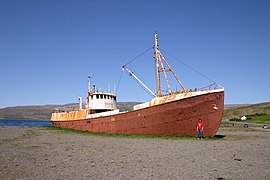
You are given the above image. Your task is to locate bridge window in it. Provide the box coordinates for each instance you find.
[96,94,99,99]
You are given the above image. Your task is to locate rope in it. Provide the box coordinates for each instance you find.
[116,46,154,95]
[123,46,153,67]
[160,48,217,84]
[115,70,123,94]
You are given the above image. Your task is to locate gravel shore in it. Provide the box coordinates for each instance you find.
[1,126,269,179]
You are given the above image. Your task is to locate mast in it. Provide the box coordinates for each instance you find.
[154,32,186,94]
[154,32,161,96]
[122,32,186,98]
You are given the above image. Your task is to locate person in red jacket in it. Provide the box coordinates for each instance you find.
[197,119,204,139]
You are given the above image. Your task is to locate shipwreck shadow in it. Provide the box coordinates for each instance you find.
[213,135,226,138]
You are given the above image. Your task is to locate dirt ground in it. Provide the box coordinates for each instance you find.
[0,126,269,180]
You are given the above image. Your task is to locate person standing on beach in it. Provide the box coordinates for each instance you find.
[197,119,204,139]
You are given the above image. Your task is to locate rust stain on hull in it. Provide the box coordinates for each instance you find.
[51,91,224,137]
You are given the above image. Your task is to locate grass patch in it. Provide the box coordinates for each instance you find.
[45,126,222,140]
[229,113,270,124]
[223,102,270,120]
[221,121,234,125]
[219,127,256,132]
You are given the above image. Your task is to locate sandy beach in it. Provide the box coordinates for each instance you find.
[0,126,269,180]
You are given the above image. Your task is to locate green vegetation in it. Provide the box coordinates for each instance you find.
[223,102,270,121]
[45,126,221,140]
[228,113,270,124]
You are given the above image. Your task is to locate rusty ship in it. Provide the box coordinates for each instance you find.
[51,32,224,137]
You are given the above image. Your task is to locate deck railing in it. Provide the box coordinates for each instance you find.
[52,104,85,113]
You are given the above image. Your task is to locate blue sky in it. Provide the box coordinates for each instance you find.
[0,0,269,108]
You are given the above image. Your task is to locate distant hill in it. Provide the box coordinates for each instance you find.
[0,105,59,120]
[0,102,141,120]
[116,102,142,112]
[224,104,250,109]
[223,102,270,120]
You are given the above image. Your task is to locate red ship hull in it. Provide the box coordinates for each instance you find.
[52,91,224,137]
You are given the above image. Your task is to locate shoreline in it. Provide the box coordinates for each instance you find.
[1,126,270,179]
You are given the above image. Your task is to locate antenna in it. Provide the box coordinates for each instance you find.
[88,76,91,93]
[78,96,82,110]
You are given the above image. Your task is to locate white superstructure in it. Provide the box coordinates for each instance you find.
[87,92,117,112]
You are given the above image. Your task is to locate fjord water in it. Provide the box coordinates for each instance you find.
[0,120,51,126]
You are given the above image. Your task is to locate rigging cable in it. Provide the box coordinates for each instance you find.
[116,46,153,95]
[160,48,222,87]
[123,46,153,67]
[115,70,123,94]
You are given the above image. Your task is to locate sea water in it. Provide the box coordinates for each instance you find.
[0,120,51,126]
